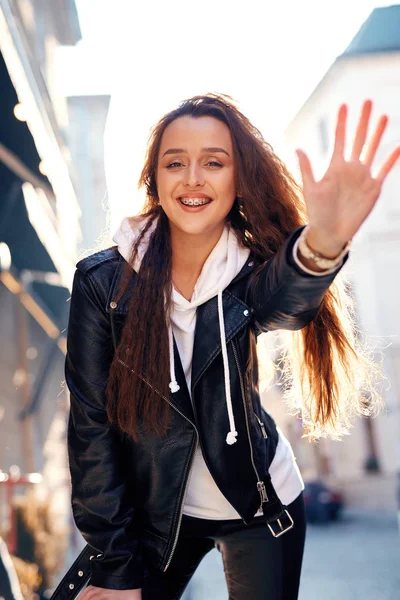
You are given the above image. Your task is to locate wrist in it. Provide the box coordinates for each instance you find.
[296,225,351,272]
[306,226,348,259]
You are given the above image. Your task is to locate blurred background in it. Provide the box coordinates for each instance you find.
[0,1,399,599]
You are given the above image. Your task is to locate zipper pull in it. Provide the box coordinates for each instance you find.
[257,480,269,507]
[255,413,268,438]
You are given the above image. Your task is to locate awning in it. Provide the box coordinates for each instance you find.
[0,1,81,288]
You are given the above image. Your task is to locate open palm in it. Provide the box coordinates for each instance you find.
[296,100,400,249]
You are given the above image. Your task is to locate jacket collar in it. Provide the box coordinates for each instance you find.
[105,252,259,316]
[105,256,135,315]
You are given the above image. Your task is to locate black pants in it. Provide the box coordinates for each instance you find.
[142,492,306,600]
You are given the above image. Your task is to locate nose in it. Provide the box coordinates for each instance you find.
[183,163,204,188]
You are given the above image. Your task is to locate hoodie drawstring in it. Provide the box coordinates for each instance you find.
[168,323,180,393]
[168,291,238,445]
[217,290,238,445]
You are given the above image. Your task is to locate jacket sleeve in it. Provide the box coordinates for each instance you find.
[65,269,144,590]
[248,225,349,332]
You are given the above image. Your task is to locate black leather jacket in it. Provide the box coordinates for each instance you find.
[66,226,347,589]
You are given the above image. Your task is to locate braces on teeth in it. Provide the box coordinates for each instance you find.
[180,198,211,206]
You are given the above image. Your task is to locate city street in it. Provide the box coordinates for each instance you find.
[183,509,400,600]
[2,4,400,599]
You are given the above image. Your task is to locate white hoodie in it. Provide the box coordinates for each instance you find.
[113,216,303,519]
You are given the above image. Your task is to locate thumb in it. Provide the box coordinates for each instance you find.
[296,149,315,190]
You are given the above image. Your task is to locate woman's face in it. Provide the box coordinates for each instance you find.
[156,116,236,238]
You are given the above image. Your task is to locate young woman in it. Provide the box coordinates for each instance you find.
[66,94,399,600]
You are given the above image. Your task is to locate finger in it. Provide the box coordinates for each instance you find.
[296,149,315,188]
[80,586,98,600]
[350,99,372,160]
[375,146,400,183]
[363,114,389,167]
[79,588,93,600]
[331,104,348,160]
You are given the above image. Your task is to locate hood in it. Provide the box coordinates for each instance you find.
[113,215,249,306]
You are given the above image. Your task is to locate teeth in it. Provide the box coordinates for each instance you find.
[180,197,211,206]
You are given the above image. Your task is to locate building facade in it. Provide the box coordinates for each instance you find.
[67,94,111,254]
[0,0,82,560]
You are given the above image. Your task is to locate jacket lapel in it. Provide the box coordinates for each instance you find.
[107,262,195,422]
[169,337,196,422]
[191,289,252,393]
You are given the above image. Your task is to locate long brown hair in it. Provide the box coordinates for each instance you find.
[106,93,382,441]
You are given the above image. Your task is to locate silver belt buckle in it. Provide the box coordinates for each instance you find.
[267,509,294,538]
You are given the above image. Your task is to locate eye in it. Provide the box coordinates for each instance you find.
[166,161,184,169]
[207,161,223,168]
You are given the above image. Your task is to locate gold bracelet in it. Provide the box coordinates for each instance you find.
[298,225,351,270]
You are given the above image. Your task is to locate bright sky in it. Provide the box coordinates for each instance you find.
[56,0,392,227]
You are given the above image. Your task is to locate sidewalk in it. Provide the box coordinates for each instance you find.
[182,508,400,600]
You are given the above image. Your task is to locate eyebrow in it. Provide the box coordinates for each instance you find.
[162,147,230,157]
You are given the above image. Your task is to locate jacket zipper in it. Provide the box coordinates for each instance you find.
[253,411,269,439]
[163,436,197,571]
[231,341,269,509]
[116,358,198,572]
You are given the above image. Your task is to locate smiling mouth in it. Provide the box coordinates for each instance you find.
[179,197,212,206]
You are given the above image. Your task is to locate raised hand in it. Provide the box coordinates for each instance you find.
[296,100,400,256]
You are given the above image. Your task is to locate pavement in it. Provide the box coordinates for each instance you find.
[182,508,400,600]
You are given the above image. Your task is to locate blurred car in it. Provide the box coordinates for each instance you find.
[303,481,344,523]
